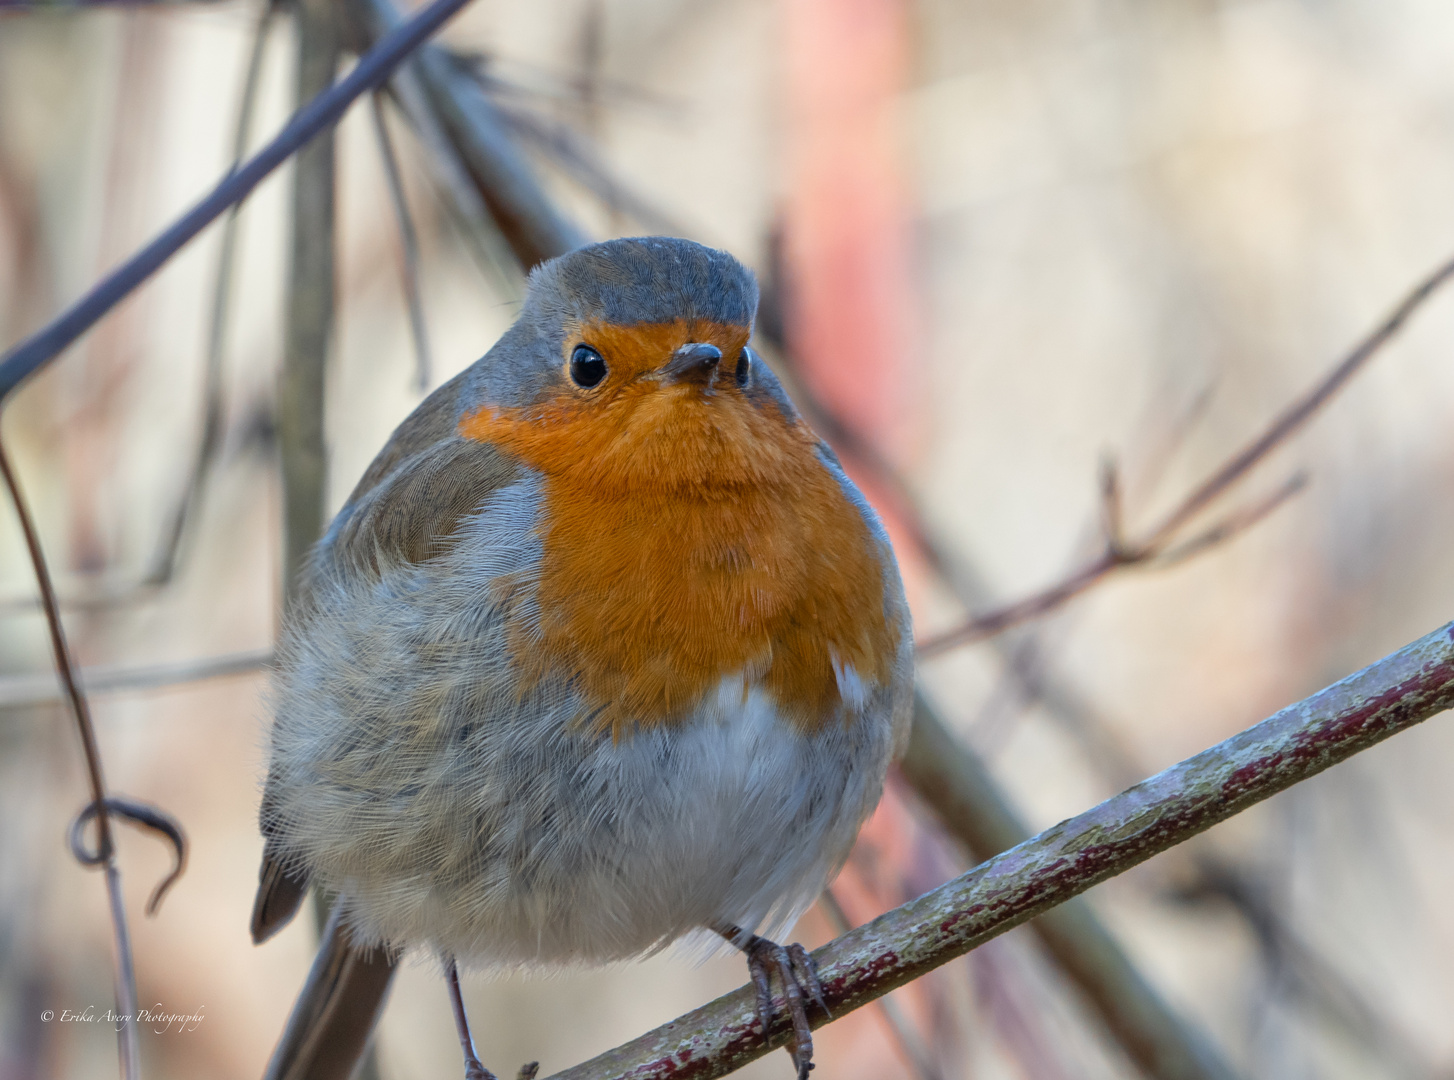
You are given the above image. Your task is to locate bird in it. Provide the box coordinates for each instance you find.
[251,236,914,1080]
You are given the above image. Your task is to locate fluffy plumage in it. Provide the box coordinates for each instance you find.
[255,236,913,1077]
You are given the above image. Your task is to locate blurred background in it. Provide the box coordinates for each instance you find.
[2,1,1454,1079]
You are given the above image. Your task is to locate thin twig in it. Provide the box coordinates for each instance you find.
[1142,253,1454,549]
[1150,471,1309,568]
[346,0,586,269]
[71,796,188,916]
[147,0,276,586]
[370,91,434,391]
[376,64,524,298]
[0,648,270,710]
[544,620,1454,1080]
[0,0,480,401]
[917,252,1454,658]
[0,436,138,1079]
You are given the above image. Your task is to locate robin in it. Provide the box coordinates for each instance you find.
[252,236,913,1080]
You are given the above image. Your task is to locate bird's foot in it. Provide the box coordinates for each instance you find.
[716,924,829,1080]
[463,1058,496,1080]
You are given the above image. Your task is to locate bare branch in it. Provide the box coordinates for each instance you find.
[0,436,139,1079]
[0,648,270,711]
[818,888,943,1080]
[0,0,480,401]
[1141,253,1454,549]
[348,0,585,270]
[901,694,1240,1080]
[370,91,434,392]
[279,0,341,597]
[919,253,1454,658]
[1150,472,1309,569]
[544,621,1454,1080]
[147,0,276,586]
[1099,453,1127,556]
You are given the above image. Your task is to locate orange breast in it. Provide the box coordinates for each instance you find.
[459,321,897,737]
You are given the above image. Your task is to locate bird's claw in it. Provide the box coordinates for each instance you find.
[463,1058,496,1080]
[741,934,826,1080]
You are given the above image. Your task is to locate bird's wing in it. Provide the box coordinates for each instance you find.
[251,369,525,945]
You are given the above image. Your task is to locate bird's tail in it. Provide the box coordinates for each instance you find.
[262,901,397,1080]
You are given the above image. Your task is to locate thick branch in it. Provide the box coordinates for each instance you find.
[279,0,340,597]
[545,621,1454,1080]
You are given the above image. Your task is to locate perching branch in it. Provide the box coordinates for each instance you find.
[900,695,1240,1080]
[541,621,1454,1080]
[917,252,1454,657]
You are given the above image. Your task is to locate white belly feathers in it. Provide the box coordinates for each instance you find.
[266,475,897,966]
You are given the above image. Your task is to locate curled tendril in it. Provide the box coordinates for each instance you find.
[69,796,188,916]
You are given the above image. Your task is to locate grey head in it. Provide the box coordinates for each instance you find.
[463,237,766,411]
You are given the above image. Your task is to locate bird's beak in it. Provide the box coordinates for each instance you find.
[658,342,722,387]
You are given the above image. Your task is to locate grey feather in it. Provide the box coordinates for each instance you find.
[253,236,913,1078]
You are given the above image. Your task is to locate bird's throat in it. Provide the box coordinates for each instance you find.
[461,403,897,737]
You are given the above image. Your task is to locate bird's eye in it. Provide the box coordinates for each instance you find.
[569,344,607,388]
[734,347,753,388]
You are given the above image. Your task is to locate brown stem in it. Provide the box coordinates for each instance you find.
[0,436,138,1078]
[919,252,1454,658]
[279,0,340,600]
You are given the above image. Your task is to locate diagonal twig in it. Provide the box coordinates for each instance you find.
[901,693,1240,1080]
[818,888,943,1080]
[347,0,586,270]
[917,251,1454,658]
[0,0,480,402]
[544,621,1454,1080]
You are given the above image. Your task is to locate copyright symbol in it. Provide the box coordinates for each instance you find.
[40,1011,53,1022]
